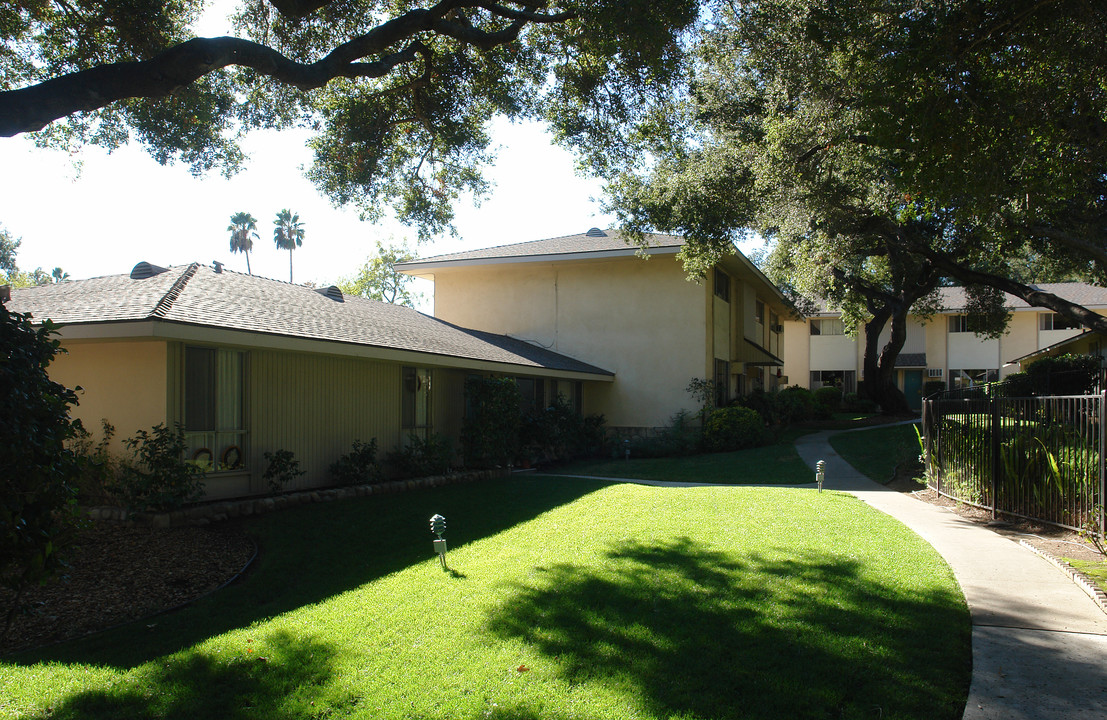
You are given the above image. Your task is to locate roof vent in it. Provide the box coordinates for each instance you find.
[212,260,224,273]
[130,261,169,280]
[315,285,344,302]
[585,227,607,237]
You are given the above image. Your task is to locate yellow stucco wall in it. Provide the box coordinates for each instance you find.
[781,320,810,386]
[432,255,708,427]
[49,339,169,454]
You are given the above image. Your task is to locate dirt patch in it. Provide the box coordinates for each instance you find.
[1,523,254,656]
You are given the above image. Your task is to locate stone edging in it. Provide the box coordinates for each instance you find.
[83,468,510,528]
[1019,539,1107,616]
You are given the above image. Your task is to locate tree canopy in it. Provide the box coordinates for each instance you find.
[338,239,422,307]
[599,0,1107,408]
[1,1,697,237]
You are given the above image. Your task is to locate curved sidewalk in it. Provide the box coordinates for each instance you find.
[794,430,1107,720]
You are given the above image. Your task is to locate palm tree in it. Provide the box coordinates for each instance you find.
[273,209,304,283]
[227,212,258,275]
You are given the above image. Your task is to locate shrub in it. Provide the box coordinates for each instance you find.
[778,385,827,422]
[263,449,305,495]
[843,392,881,413]
[330,439,381,486]
[385,433,454,479]
[998,372,1035,398]
[460,377,521,468]
[624,410,701,458]
[813,385,842,410]
[519,396,608,465]
[922,381,946,399]
[1,305,82,637]
[1025,354,1101,396]
[702,406,769,452]
[69,418,117,505]
[113,423,206,512]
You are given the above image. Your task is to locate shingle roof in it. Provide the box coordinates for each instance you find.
[7,264,613,377]
[396,228,684,267]
[806,282,1107,316]
[939,283,1107,311]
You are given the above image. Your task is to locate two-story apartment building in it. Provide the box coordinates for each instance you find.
[397,228,791,431]
[782,283,1107,410]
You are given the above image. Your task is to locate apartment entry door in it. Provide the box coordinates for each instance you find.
[903,370,923,411]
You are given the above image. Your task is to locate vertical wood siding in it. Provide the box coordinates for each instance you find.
[248,349,402,494]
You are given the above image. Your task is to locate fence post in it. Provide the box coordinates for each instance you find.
[990,396,1000,520]
[1100,392,1106,540]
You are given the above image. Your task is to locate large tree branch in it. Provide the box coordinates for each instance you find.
[908,238,1107,336]
[0,1,577,137]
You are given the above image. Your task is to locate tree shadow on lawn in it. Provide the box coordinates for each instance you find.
[11,475,606,669]
[486,537,971,720]
[22,629,337,720]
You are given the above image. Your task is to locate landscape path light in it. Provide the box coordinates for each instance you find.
[430,513,448,570]
[816,460,826,492]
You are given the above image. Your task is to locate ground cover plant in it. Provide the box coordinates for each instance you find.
[1,477,970,719]
[829,423,923,485]
[545,428,815,484]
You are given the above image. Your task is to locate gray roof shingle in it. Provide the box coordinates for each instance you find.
[396,228,684,267]
[806,282,1107,316]
[7,264,613,376]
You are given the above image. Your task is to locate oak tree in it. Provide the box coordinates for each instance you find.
[1,1,697,236]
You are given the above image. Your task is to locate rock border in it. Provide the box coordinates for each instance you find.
[81,468,510,528]
[1019,539,1107,616]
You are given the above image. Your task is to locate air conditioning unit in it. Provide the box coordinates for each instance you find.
[928,368,944,378]
[772,324,784,333]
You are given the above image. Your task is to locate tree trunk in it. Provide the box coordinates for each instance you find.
[859,305,913,415]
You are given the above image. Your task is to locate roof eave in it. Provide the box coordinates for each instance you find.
[395,245,682,275]
[51,319,616,381]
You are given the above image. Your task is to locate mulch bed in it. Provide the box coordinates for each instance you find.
[1,524,255,656]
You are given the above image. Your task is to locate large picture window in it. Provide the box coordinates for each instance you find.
[949,368,998,390]
[184,346,246,472]
[1040,313,1078,331]
[810,370,856,393]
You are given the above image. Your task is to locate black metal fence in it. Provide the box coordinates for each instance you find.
[921,391,1105,536]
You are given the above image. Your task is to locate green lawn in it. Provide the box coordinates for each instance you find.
[543,430,815,484]
[1,477,969,720]
[829,422,923,484]
[1064,557,1107,596]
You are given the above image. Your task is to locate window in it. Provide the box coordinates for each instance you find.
[714,358,730,407]
[755,300,765,325]
[809,370,856,393]
[948,315,970,333]
[184,346,246,472]
[810,318,845,336]
[1040,313,1078,331]
[517,377,546,414]
[714,268,731,302]
[949,368,998,390]
[402,366,432,436]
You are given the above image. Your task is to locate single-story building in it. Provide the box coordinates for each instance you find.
[4,261,613,499]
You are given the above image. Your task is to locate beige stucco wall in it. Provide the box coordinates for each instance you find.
[432,255,708,427]
[49,339,169,455]
[1001,312,1040,377]
[781,320,810,386]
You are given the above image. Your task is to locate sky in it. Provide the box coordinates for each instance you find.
[0,2,617,294]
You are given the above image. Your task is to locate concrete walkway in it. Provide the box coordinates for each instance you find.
[794,430,1107,719]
